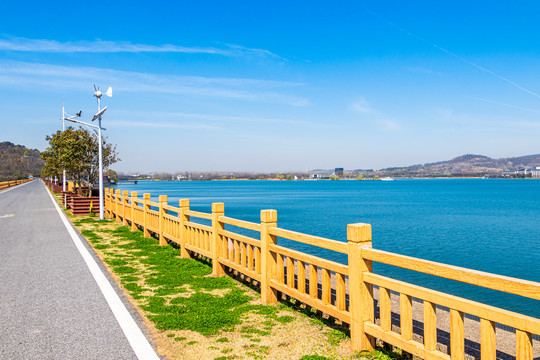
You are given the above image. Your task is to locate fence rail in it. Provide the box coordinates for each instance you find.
[0,178,34,190]
[104,188,539,359]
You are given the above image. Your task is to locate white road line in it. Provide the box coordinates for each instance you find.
[0,180,32,195]
[44,181,160,360]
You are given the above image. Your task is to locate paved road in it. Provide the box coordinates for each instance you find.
[0,180,156,360]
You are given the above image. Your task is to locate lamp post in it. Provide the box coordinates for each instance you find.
[92,86,112,220]
[62,103,65,192]
[94,89,105,220]
[63,105,108,220]
[62,86,111,220]
[60,108,82,191]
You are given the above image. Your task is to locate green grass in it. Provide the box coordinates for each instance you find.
[327,329,349,347]
[359,348,408,360]
[276,315,294,324]
[240,326,270,337]
[74,218,100,225]
[78,219,281,336]
[119,273,143,285]
[70,211,409,360]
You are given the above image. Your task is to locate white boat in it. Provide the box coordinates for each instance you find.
[380,177,394,181]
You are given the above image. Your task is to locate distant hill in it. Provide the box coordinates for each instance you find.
[0,141,44,181]
[380,153,540,177]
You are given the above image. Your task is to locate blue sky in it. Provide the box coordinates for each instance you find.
[1,1,539,172]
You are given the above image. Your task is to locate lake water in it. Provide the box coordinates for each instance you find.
[111,179,540,318]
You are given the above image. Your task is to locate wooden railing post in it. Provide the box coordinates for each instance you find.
[115,189,121,222]
[516,329,533,360]
[105,188,111,217]
[450,309,465,360]
[130,192,138,231]
[179,199,191,258]
[261,209,278,304]
[143,193,151,238]
[158,195,168,246]
[122,190,128,225]
[108,189,113,217]
[211,203,225,276]
[103,188,107,216]
[347,223,375,351]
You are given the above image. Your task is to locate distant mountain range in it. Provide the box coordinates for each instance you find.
[376,154,540,177]
[0,141,44,181]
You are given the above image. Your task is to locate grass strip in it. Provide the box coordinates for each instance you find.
[61,201,407,360]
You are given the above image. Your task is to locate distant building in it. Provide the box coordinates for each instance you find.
[334,168,344,176]
[502,166,540,177]
[310,171,331,180]
[502,170,515,177]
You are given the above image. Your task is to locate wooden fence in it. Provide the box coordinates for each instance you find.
[104,188,539,360]
[0,178,34,190]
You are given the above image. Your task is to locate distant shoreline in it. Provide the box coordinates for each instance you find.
[114,176,539,183]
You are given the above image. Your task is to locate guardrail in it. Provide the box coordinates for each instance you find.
[104,188,539,359]
[0,178,34,190]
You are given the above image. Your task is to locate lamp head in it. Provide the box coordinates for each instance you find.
[91,106,108,121]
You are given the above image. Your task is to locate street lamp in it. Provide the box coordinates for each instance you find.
[60,105,82,192]
[92,85,112,220]
[62,85,112,220]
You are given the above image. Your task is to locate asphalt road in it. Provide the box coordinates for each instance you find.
[0,180,155,359]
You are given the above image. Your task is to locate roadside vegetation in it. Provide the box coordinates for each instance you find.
[41,127,119,195]
[56,194,405,360]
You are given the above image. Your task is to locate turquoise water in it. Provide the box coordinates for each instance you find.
[111,179,540,318]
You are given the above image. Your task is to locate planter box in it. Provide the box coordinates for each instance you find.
[68,195,100,216]
[62,191,75,209]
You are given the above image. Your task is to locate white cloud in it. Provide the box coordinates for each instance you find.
[350,97,401,131]
[107,120,219,130]
[350,97,377,114]
[0,36,284,59]
[114,110,308,125]
[403,66,435,75]
[0,61,308,106]
[223,43,286,61]
[429,107,540,132]
[380,119,401,131]
[467,97,540,115]
[0,37,222,54]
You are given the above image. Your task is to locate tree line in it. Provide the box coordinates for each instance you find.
[0,142,44,181]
